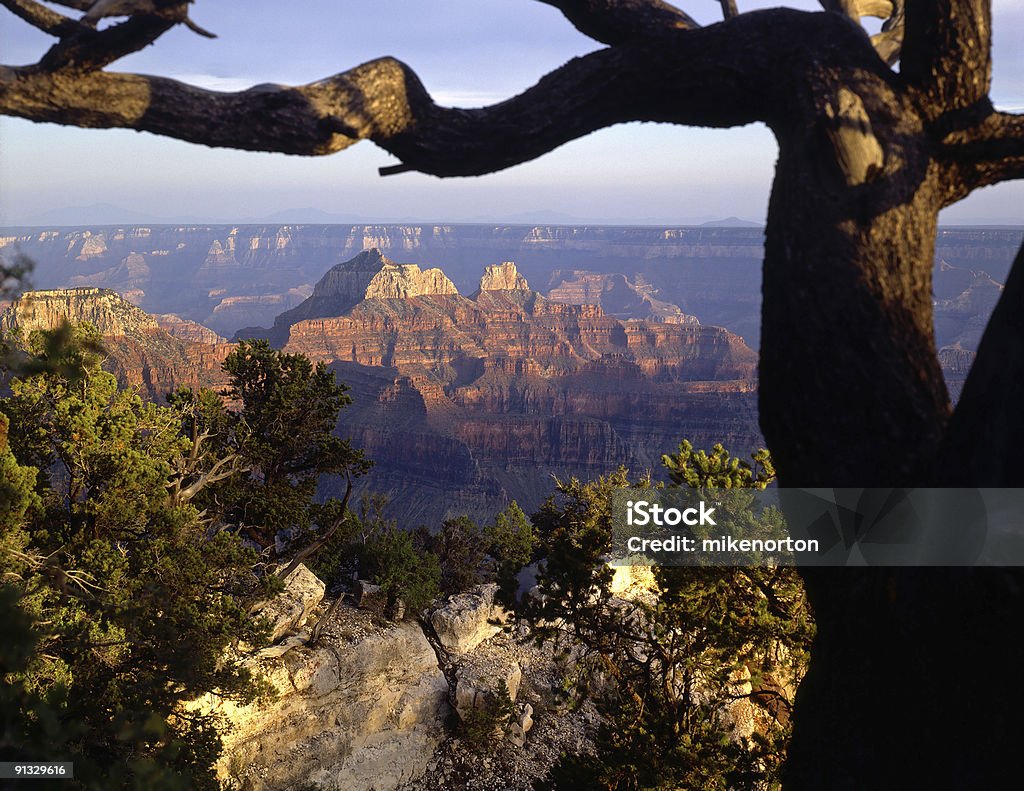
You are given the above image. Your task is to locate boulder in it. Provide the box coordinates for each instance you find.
[251,563,325,642]
[430,583,507,654]
[454,654,522,723]
[507,703,535,748]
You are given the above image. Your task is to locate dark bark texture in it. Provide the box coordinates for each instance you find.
[3,0,1024,787]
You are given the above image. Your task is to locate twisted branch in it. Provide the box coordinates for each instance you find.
[2,10,814,174]
[0,0,80,35]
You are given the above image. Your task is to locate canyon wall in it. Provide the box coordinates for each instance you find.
[0,287,232,400]
[4,223,1016,347]
[281,257,760,523]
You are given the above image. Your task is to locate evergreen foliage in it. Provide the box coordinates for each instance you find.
[169,339,370,565]
[526,447,813,791]
[0,325,269,789]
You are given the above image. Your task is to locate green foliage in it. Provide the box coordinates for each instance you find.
[526,447,812,791]
[363,525,441,614]
[526,468,638,636]
[174,339,370,557]
[487,500,535,607]
[429,515,489,594]
[0,331,268,789]
[460,679,518,753]
[487,501,535,569]
[662,440,775,491]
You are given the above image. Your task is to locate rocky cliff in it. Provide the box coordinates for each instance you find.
[3,224,1016,350]
[477,261,530,292]
[0,288,232,400]
[277,260,760,523]
[242,248,459,346]
[546,270,700,324]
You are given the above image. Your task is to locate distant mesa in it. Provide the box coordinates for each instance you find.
[700,216,763,228]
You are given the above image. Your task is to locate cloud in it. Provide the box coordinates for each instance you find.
[430,89,509,107]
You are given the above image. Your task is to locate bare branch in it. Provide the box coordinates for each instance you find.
[3,10,832,175]
[47,0,91,9]
[938,110,1024,204]
[901,0,991,117]
[717,0,738,19]
[276,473,353,581]
[0,0,80,35]
[534,0,698,45]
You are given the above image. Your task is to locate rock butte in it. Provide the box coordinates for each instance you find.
[269,252,761,522]
[0,287,233,400]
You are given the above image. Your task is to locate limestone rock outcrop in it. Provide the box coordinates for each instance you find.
[197,616,449,791]
[187,565,450,791]
[250,563,325,642]
[430,583,507,655]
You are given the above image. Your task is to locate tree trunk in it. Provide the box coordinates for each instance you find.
[760,79,1024,787]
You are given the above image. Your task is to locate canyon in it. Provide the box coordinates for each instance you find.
[2,223,1014,517]
[266,252,760,523]
[2,223,1015,347]
[0,249,761,524]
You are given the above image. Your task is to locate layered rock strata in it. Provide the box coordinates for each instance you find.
[277,257,760,522]
[0,288,232,400]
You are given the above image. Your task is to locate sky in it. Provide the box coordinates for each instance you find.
[2,0,1024,226]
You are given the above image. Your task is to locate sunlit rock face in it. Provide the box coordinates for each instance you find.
[277,260,760,524]
[188,568,449,791]
[477,261,530,292]
[248,248,459,345]
[0,287,233,401]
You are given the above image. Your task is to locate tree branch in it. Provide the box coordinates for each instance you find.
[38,8,182,71]
[534,0,698,44]
[47,0,91,10]
[3,10,844,175]
[717,0,738,19]
[901,0,991,117]
[938,110,1024,203]
[0,0,80,36]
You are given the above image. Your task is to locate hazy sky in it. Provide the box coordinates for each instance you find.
[2,1,1024,225]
